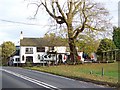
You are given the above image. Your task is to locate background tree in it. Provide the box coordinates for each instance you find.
[1,41,16,65]
[43,33,67,46]
[27,0,111,64]
[97,38,116,55]
[76,33,100,55]
[113,27,120,49]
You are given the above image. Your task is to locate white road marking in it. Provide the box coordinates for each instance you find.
[25,69,106,88]
[2,69,61,90]
[25,68,76,82]
[1,67,107,88]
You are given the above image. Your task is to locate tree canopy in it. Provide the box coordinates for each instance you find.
[97,38,116,54]
[1,41,16,65]
[76,33,100,54]
[113,27,120,49]
[27,0,111,64]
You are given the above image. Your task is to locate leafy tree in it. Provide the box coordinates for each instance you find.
[76,34,100,55]
[44,33,62,41]
[113,27,120,49]
[97,38,116,54]
[1,41,16,65]
[43,33,67,45]
[27,0,110,64]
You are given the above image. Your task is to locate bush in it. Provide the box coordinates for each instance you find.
[26,62,33,67]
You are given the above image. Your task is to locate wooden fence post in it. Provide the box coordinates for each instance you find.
[102,67,104,76]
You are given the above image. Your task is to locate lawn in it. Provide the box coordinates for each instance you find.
[25,62,119,87]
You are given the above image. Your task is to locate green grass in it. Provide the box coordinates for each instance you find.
[25,62,119,86]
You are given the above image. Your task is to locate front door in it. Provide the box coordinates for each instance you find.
[26,56,33,63]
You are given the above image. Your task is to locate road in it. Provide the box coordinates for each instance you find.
[1,67,114,90]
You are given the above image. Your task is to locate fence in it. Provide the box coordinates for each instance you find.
[97,49,120,62]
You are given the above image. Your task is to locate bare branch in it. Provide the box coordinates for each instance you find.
[73,1,87,39]
[52,1,56,15]
[27,2,42,18]
[69,1,73,14]
[41,2,57,19]
[56,2,67,23]
[73,18,87,39]
[34,4,42,17]
[72,1,82,16]
[86,3,96,10]
[85,24,98,31]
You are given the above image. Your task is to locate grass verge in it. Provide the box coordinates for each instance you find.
[25,62,119,87]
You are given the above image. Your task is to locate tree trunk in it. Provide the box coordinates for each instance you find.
[68,38,78,64]
[67,24,78,64]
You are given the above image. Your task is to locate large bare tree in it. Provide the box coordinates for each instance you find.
[27,0,111,64]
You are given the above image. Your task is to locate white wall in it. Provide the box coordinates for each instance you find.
[13,56,20,63]
[45,46,66,53]
[20,46,36,63]
[54,46,66,53]
[20,46,67,64]
[35,52,45,63]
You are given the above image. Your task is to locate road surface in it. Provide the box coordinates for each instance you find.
[1,67,114,90]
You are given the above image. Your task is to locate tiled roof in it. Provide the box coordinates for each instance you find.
[20,38,68,47]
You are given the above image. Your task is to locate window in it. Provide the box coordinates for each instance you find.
[38,54,40,60]
[22,55,24,61]
[15,58,20,62]
[25,48,33,54]
[12,59,14,61]
[26,56,33,62]
[49,46,54,51]
[37,47,45,52]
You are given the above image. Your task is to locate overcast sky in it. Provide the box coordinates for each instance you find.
[0,0,119,45]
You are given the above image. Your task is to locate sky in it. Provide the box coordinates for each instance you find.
[0,0,119,45]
